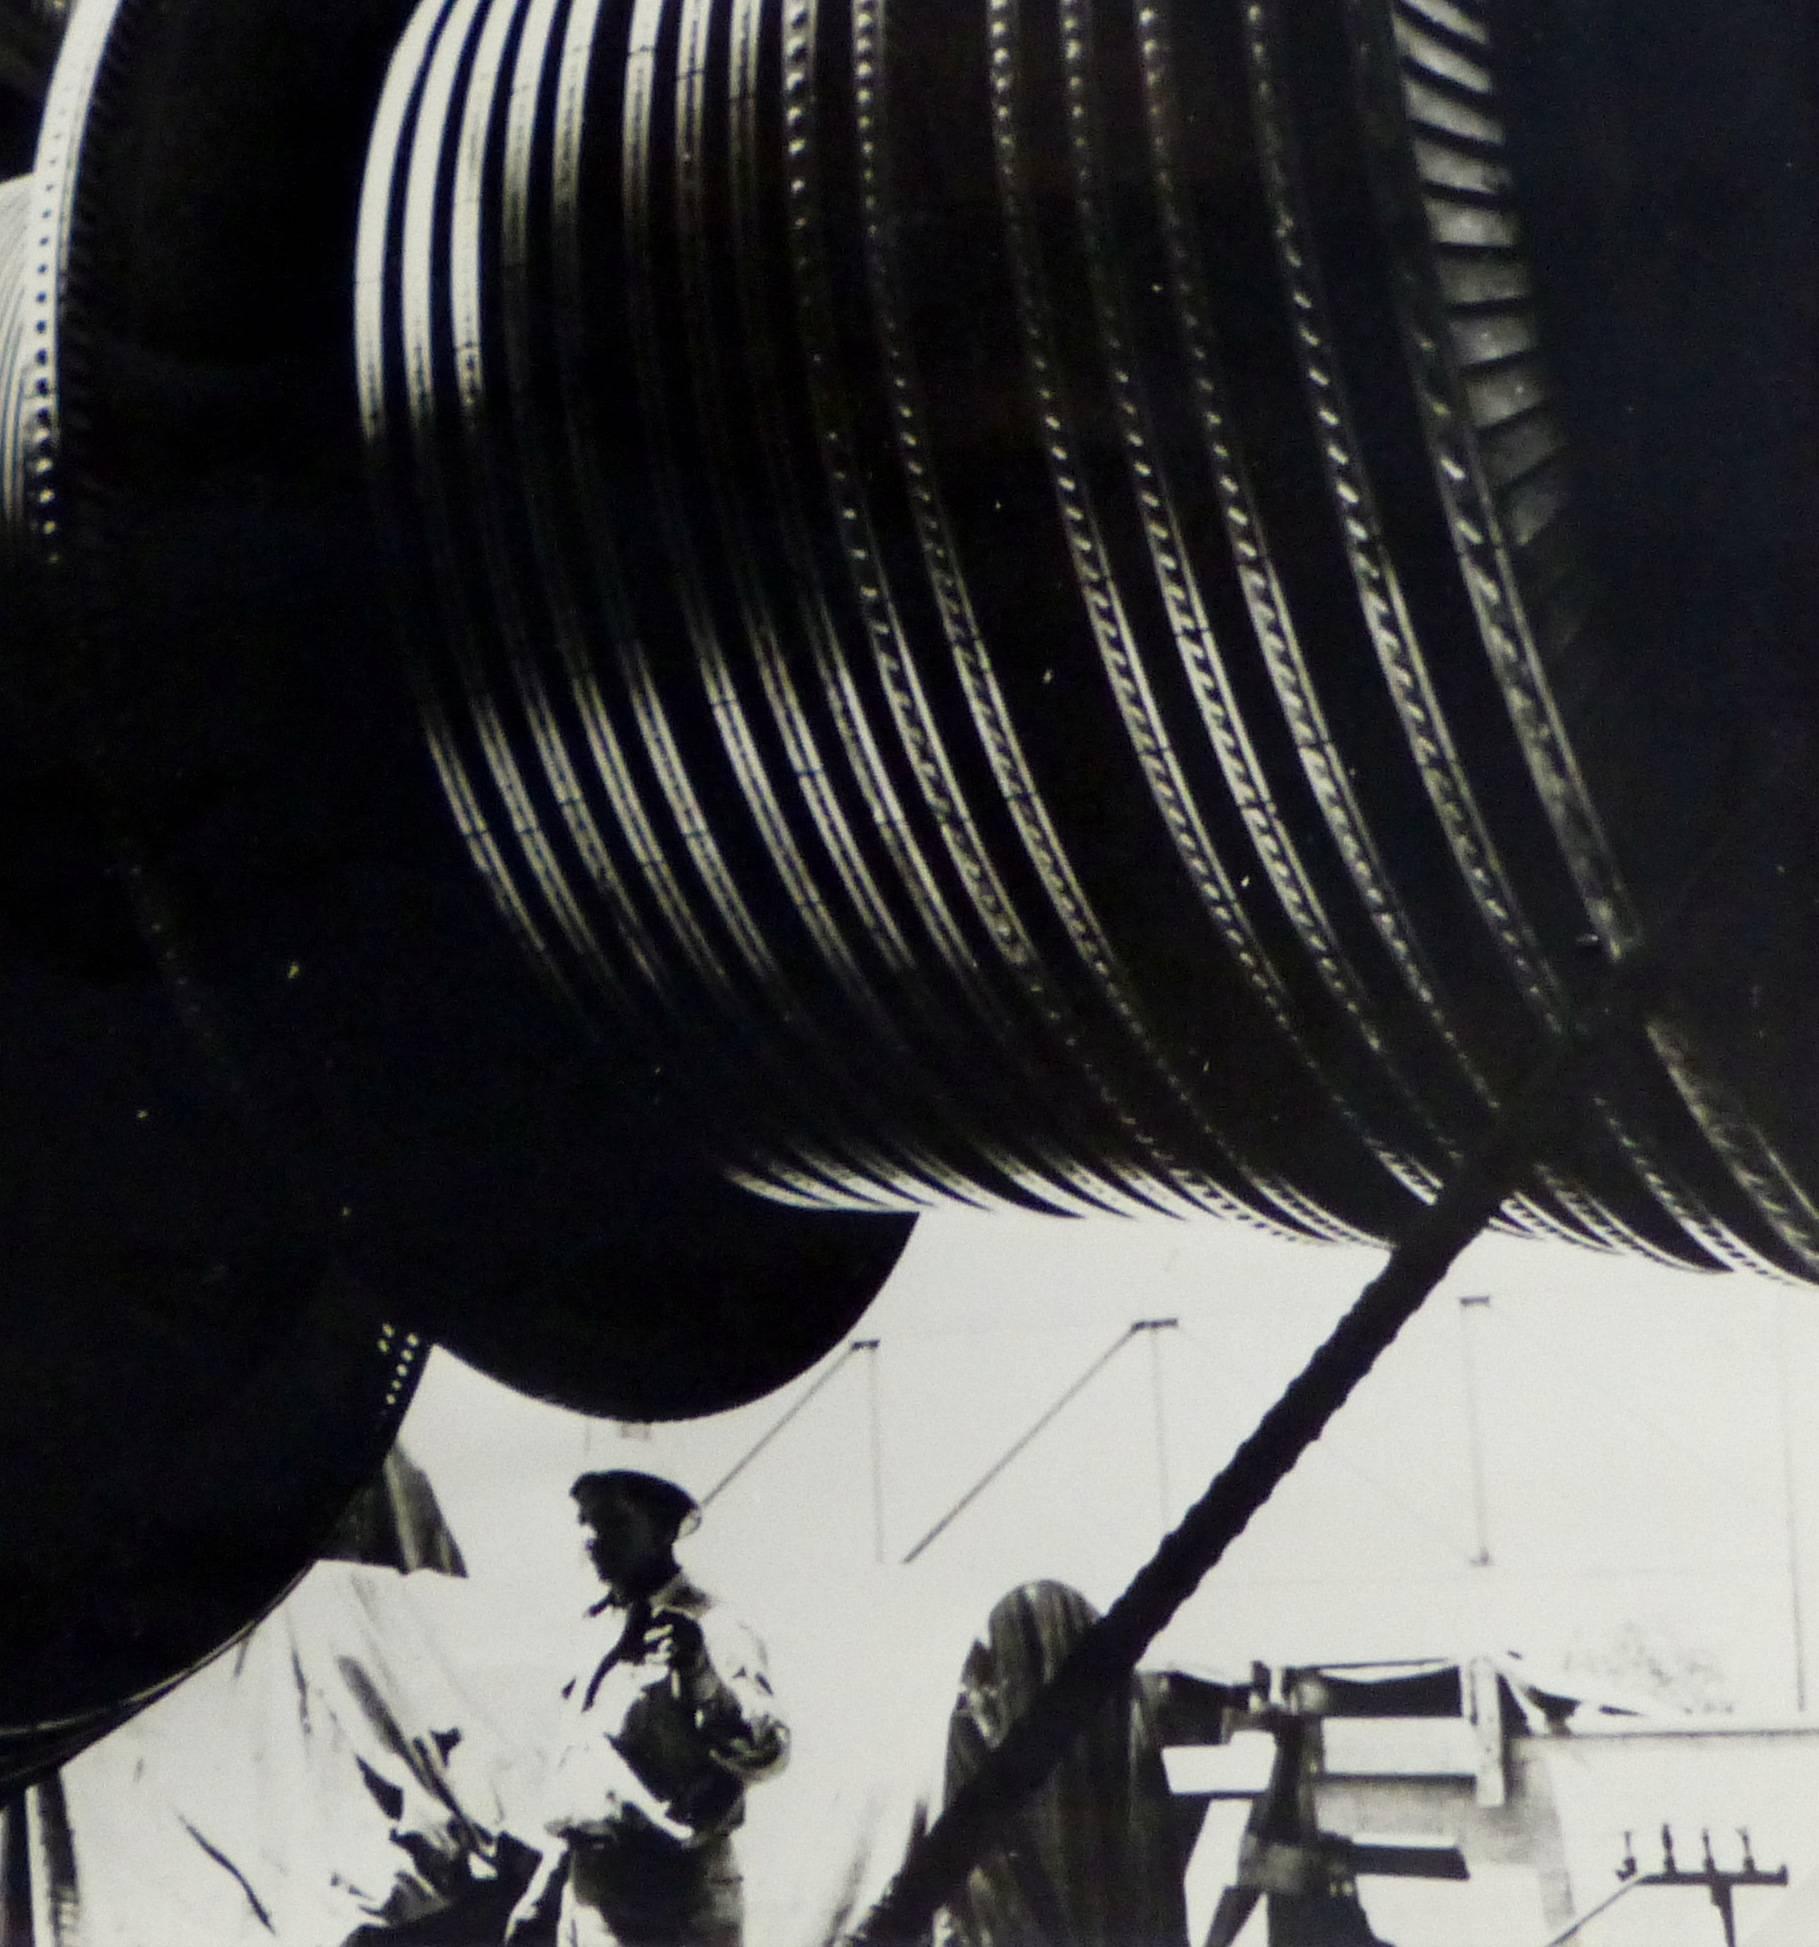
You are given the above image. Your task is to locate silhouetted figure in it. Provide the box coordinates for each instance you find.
[935,1580,1188,1947]
[506,1472,788,1947]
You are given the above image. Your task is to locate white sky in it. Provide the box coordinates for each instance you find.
[401,1208,1819,1716]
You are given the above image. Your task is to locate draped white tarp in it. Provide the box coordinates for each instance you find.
[54,1565,533,1946]
[32,1561,982,1947]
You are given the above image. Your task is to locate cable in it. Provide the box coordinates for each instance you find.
[899,1325,1146,1564]
[699,1340,868,1508]
[1174,1322,1476,1561]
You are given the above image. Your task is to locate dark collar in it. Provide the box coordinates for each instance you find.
[585,1566,688,1620]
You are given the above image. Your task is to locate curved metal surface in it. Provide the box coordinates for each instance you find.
[347,0,1819,1272]
[0,0,920,1773]
[10,0,1819,1768]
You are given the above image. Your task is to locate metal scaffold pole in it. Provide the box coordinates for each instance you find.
[1141,1319,1177,1532]
[1459,1294,1494,1571]
[861,1339,886,1567]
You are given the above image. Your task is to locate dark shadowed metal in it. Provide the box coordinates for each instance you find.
[6,0,1819,1798]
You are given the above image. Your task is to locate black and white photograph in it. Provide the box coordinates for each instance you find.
[6,0,1819,1941]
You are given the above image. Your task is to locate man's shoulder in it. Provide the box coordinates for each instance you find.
[655,1572,715,1620]
[658,1575,771,1654]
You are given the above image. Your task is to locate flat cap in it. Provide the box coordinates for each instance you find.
[570,1468,702,1539]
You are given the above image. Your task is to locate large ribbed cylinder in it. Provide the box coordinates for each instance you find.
[6,0,1819,1782]
[358,0,1819,1273]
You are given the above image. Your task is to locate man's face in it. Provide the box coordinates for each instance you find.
[580,1497,667,1589]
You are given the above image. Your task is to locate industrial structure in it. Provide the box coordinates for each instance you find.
[5,0,1819,1936]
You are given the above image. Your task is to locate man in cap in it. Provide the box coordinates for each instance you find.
[505,1470,789,1947]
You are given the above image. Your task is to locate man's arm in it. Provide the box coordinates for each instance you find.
[543,1654,699,1846]
[661,1611,790,1781]
[543,1732,698,1845]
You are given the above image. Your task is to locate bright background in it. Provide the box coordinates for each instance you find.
[399,1208,1819,1717]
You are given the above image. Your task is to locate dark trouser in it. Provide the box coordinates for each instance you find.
[560,1831,743,1947]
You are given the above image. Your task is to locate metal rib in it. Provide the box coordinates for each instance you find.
[661,0,1083,1212]
[841,0,1365,1235]
[1048,0,1570,1229]
[727,0,1163,1216]
[773,0,1265,1220]
[1238,0,1768,1274]
[1116,0,1606,1250]
[1347,0,1819,1274]
[791,0,1331,1228]
[612,0,973,1205]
